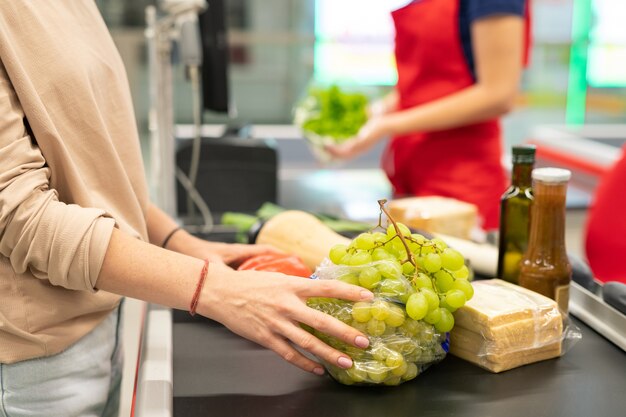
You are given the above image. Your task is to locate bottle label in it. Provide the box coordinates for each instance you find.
[555,284,570,316]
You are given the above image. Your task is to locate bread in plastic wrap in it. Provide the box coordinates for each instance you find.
[387,197,478,239]
[449,279,564,373]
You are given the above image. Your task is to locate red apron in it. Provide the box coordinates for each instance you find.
[385,0,529,230]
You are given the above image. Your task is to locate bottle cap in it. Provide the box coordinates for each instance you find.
[532,167,571,183]
[512,145,536,164]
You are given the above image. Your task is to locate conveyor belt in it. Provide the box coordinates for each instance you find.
[170,311,625,417]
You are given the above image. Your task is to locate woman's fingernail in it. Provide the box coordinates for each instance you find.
[337,356,353,369]
[360,290,374,300]
[313,367,325,376]
[355,335,369,348]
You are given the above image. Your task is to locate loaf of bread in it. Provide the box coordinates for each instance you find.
[449,279,563,373]
[387,196,478,239]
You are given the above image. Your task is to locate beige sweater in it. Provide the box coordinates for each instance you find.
[0,1,149,363]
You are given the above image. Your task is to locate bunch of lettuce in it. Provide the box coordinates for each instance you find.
[296,85,368,143]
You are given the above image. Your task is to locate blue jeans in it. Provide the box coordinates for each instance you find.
[0,303,123,417]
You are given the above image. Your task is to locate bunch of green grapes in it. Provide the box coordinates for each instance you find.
[307,297,447,386]
[306,218,473,386]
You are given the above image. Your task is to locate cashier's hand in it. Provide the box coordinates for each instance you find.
[198,262,373,375]
[325,117,389,160]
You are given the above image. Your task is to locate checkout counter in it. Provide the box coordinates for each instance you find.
[132,125,626,417]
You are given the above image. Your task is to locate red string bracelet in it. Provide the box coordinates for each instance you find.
[189,258,210,316]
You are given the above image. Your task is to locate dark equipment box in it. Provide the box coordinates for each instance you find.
[175,136,278,218]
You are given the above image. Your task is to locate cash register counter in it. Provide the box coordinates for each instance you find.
[131,125,626,416]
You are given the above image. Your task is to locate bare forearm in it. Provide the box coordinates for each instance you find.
[96,228,204,311]
[382,84,515,136]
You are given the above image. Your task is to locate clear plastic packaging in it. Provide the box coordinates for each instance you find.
[306,260,449,386]
[449,279,582,373]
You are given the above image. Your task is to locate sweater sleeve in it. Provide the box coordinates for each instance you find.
[0,61,115,291]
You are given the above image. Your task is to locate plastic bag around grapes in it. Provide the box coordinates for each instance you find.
[305,259,449,386]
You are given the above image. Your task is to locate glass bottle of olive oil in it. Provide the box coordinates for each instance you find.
[497,145,536,283]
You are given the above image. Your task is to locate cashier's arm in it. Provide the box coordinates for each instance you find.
[96,227,373,375]
[327,15,524,157]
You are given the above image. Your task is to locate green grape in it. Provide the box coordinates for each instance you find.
[424,253,442,273]
[396,249,408,261]
[420,287,440,311]
[359,267,382,289]
[385,304,406,327]
[346,366,367,382]
[385,350,405,368]
[423,308,442,325]
[386,222,411,238]
[398,290,413,304]
[431,237,448,250]
[435,270,454,292]
[435,308,455,333]
[414,256,425,270]
[402,262,415,275]
[413,272,433,289]
[372,247,393,261]
[329,244,349,264]
[371,344,390,361]
[400,318,420,336]
[439,297,457,313]
[367,318,386,336]
[354,233,376,250]
[402,362,419,380]
[383,376,402,386]
[406,292,428,320]
[440,248,465,271]
[367,365,389,383]
[446,289,467,309]
[372,232,388,244]
[452,265,470,280]
[411,233,426,246]
[351,302,372,322]
[335,371,355,385]
[377,260,403,279]
[351,320,368,333]
[345,346,367,360]
[349,251,372,266]
[379,278,407,298]
[382,324,396,336]
[420,244,435,255]
[339,253,352,265]
[370,300,391,321]
[452,278,474,300]
[388,237,405,253]
[337,273,359,286]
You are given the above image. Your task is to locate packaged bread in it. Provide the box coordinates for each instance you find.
[387,196,478,239]
[449,279,563,373]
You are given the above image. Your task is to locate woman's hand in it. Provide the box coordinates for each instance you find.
[198,263,374,375]
[325,117,389,160]
[184,238,283,268]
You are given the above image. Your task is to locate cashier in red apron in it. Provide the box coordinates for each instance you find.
[326,0,531,231]
[585,144,626,285]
